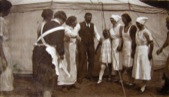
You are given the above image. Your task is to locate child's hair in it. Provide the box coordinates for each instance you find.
[103,29,110,39]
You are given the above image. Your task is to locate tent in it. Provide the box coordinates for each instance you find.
[5,0,168,74]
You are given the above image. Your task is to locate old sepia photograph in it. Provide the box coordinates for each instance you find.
[0,0,169,97]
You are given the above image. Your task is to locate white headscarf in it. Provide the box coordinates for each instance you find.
[136,17,148,25]
[110,15,121,22]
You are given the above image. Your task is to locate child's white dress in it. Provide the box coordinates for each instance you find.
[100,38,112,64]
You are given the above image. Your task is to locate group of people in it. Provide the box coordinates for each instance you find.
[31,7,161,97]
[1,0,169,97]
[96,13,153,93]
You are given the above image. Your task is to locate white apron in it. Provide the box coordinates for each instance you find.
[110,24,122,70]
[122,25,132,67]
[132,28,153,80]
[57,25,77,85]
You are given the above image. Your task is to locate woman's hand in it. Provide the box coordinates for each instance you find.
[117,46,122,52]
[76,36,81,41]
[156,48,163,55]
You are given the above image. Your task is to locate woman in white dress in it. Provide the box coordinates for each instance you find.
[109,15,123,81]
[132,17,154,92]
[121,13,137,85]
[0,0,13,92]
[57,16,78,88]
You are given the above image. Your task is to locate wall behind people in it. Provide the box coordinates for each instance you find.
[6,6,168,74]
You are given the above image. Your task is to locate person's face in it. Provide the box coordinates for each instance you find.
[72,19,77,28]
[110,18,117,26]
[85,15,92,23]
[122,16,128,25]
[136,22,143,30]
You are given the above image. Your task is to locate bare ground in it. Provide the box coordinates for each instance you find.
[0,68,168,97]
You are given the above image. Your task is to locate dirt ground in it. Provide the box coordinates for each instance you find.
[0,68,168,97]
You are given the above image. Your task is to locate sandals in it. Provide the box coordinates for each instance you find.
[97,80,102,84]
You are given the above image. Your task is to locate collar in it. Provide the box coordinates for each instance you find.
[52,18,61,24]
[85,22,90,27]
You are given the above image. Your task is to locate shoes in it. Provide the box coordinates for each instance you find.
[97,80,102,84]
[140,85,146,93]
[107,77,112,82]
[126,82,135,87]
[73,83,81,89]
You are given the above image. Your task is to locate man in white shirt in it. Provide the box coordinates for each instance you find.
[74,12,100,83]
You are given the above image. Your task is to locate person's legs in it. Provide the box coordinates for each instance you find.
[86,44,95,79]
[159,73,169,93]
[97,64,106,84]
[77,43,87,83]
[126,67,135,85]
[140,80,148,92]
[108,63,112,81]
[161,56,169,93]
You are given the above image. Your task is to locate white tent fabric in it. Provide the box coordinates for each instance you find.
[9,0,152,6]
[9,0,166,13]
[5,0,168,74]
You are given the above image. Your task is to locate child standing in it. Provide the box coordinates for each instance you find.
[97,29,112,84]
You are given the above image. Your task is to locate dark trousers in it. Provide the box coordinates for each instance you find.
[77,42,95,83]
[160,73,169,93]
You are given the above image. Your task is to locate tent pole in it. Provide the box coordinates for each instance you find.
[100,2,127,97]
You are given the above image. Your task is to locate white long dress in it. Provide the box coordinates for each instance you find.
[132,28,153,80]
[57,25,77,85]
[0,17,13,91]
[122,26,132,68]
[110,24,122,71]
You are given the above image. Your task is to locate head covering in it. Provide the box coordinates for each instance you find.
[136,17,148,25]
[0,0,12,13]
[54,11,67,22]
[110,15,121,22]
[41,9,53,19]
[121,13,132,23]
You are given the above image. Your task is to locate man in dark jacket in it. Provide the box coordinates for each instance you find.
[75,12,100,83]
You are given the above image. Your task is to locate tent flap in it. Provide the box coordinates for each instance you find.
[12,2,167,14]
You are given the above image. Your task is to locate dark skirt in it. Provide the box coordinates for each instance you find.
[32,46,57,89]
[164,56,169,79]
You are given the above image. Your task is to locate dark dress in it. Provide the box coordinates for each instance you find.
[32,20,65,89]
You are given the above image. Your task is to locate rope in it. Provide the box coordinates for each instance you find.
[112,47,127,97]
[50,0,53,8]
[100,2,107,30]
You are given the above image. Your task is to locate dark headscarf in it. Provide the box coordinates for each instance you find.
[41,9,53,20]
[66,16,77,26]
[0,0,12,13]
[121,13,132,23]
[54,11,67,22]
